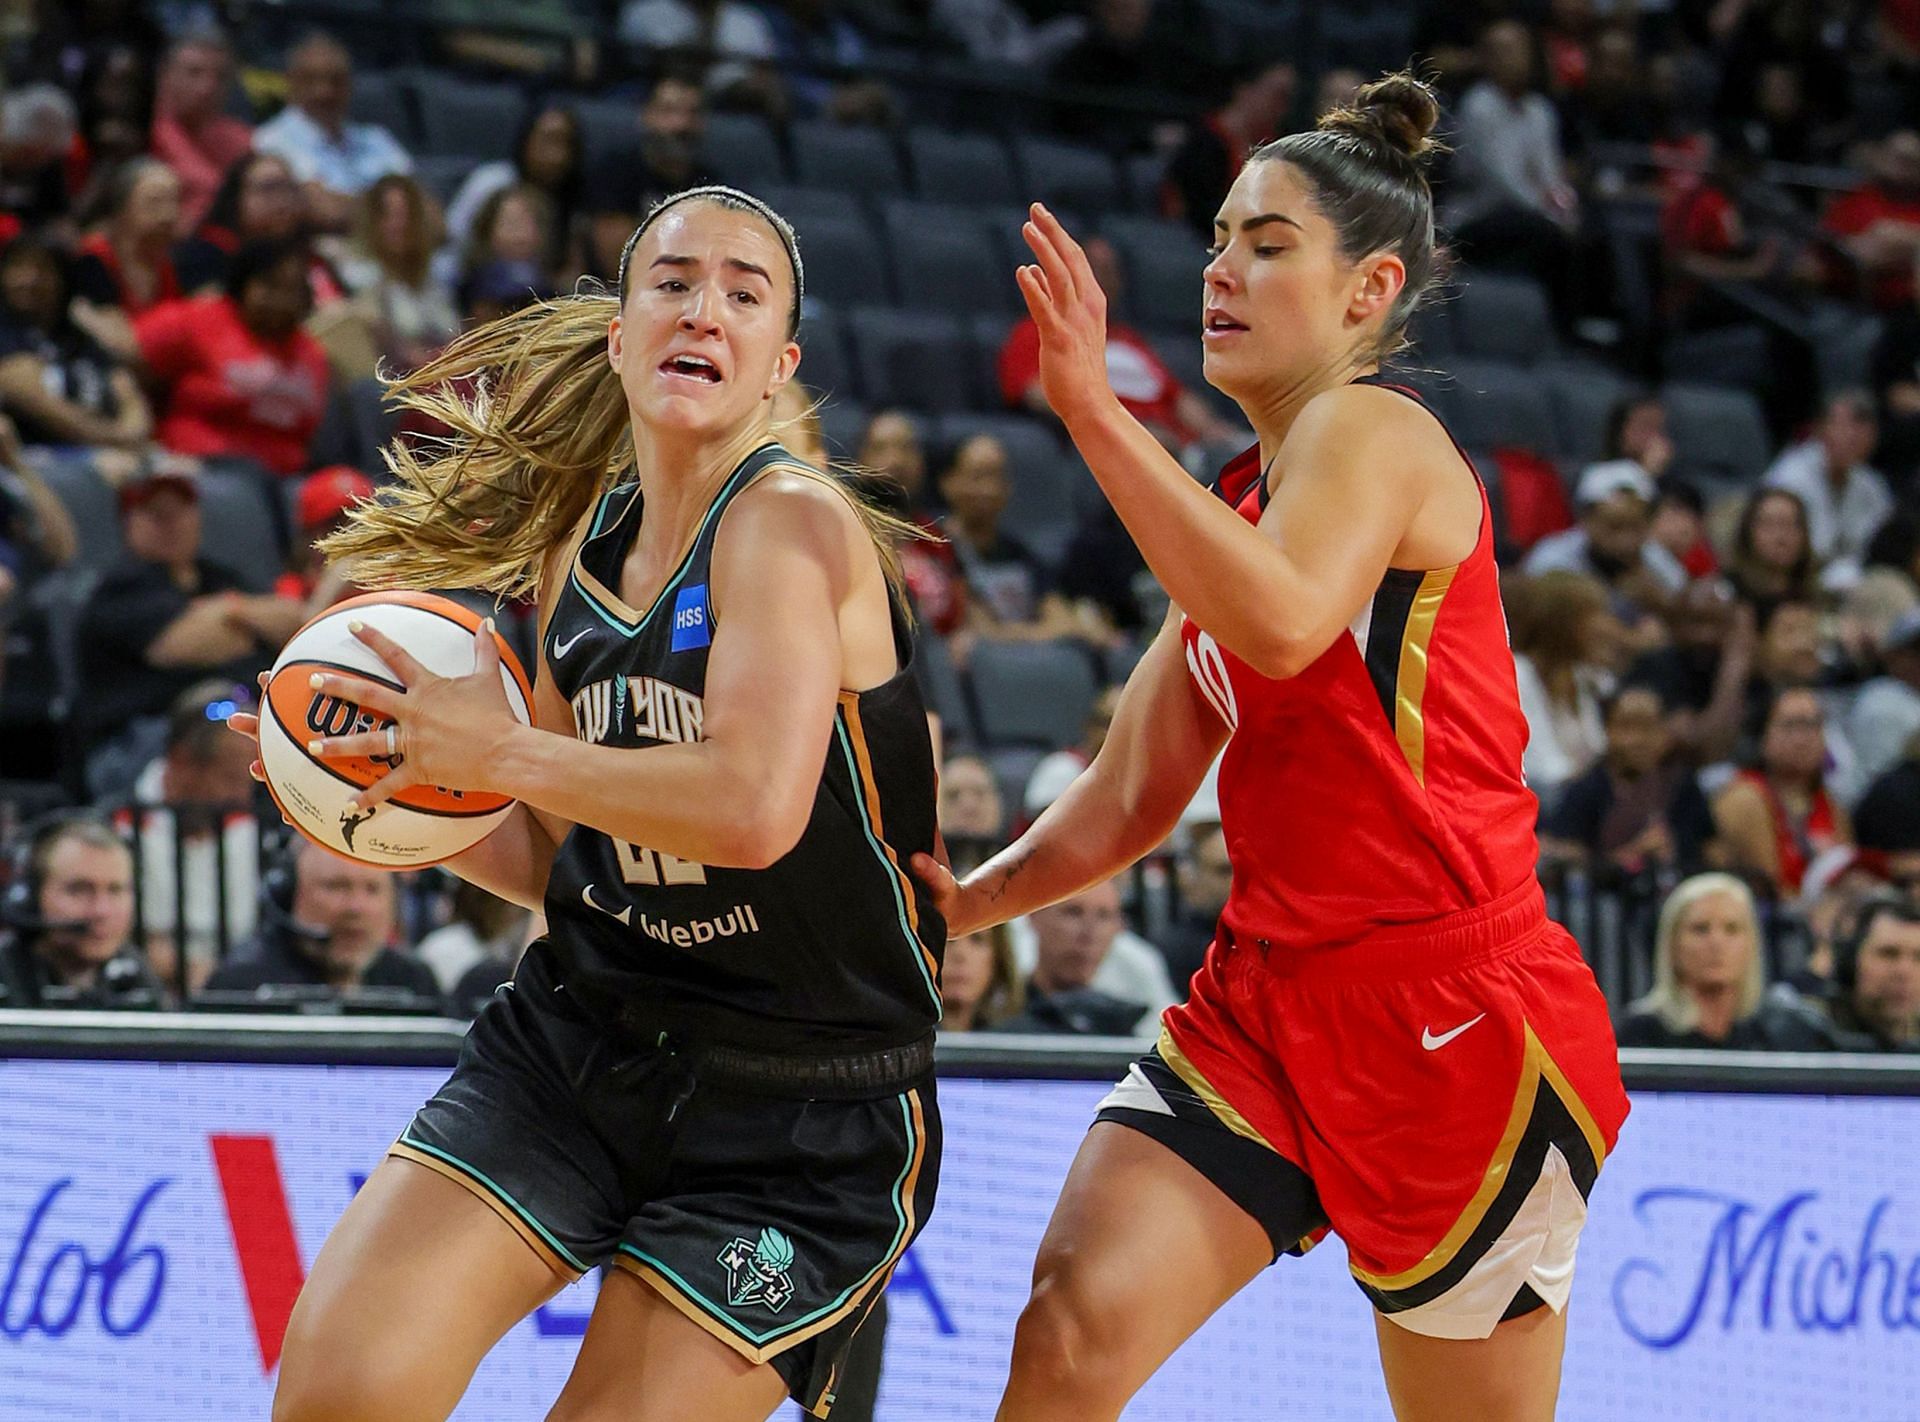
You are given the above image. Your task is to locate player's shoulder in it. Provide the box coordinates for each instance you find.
[720,462,866,566]
[1283,381,1447,476]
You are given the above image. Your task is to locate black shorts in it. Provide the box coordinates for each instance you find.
[394,941,940,1418]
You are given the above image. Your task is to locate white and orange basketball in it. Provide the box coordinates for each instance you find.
[258,591,535,868]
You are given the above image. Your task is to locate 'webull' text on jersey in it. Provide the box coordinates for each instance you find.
[541,445,945,1052]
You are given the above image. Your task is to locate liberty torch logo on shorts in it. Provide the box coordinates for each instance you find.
[719,1226,798,1312]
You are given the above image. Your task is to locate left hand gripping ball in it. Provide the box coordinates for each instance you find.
[259,592,534,867]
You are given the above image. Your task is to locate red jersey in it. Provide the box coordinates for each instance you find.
[1179,384,1539,953]
[1734,768,1840,894]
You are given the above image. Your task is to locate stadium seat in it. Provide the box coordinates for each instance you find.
[347,70,416,150]
[793,214,892,307]
[796,306,855,403]
[346,378,399,469]
[847,307,976,413]
[1453,273,1556,365]
[791,120,906,199]
[906,128,1020,207]
[1014,137,1122,215]
[936,412,1080,565]
[1101,215,1207,329]
[573,96,639,172]
[704,113,788,188]
[969,640,1099,749]
[410,154,477,207]
[36,456,123,571]
[1814,311,1883,395]
[913,621,976,747]
[1661,325,1773,392]
[1661,383,1773,485]
[815,397,870,462]
[1441,360,1561,459]
[757,183,864,236]
[969,311,1018,413]
[1543,364,1640,468]
[881,202,1019,316]
[1124,152,1168,213]
[412,76,524,162]
[197,465,287,591]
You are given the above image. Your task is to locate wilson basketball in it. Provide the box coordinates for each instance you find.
[258,591,535,867]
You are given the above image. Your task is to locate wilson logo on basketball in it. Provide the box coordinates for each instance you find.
[304,694,400,764]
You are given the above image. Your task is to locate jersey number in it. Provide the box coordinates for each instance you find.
[614,838,708,886]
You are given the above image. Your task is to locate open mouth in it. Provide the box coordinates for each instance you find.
[1204,311,1250,335]
[660,354,722,384]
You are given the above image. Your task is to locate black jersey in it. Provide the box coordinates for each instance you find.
[540,443,945,1052]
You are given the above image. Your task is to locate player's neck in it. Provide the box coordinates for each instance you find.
[631,418,771,552]
[1246,359,1378,476]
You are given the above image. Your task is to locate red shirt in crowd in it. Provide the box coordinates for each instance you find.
[1822,183,1920,309]
[133,295,329,477]
[999,319,1194,444]
[75,233,182,318]
[150,110,253,236]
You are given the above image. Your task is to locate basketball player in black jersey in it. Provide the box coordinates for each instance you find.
[229,188,943,1422]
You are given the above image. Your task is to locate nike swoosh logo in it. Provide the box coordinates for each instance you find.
[581,883,631,926]
[552,627,590,660]
[1422,1014,1486,1051]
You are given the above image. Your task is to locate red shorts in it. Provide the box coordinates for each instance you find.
[1096,881,1629,1339]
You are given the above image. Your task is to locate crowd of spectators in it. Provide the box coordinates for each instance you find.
[0,0,1918,1059]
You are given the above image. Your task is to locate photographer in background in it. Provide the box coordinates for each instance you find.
[0,816,163,1009]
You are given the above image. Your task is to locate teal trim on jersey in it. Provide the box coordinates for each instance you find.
[832,712,942,1011]
[396,1133,590,1272]
[614,1090,919,1345]
[568,445,778,637]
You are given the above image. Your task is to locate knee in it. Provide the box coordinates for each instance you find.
[272,1334,433,1422]
[1006,1249,1135,1402]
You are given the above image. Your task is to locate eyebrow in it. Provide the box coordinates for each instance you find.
[649,254,774,283]
[1211,212,1305,233]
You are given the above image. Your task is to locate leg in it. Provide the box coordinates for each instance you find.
[996,1122,1274,1422]
[544,1267,791,1422]
[273,1156,573,1422]
[1374,1303,1568,1422]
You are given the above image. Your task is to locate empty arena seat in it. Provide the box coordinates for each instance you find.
[1543,364,1641,467]
[573,95,639,171]
[847,307,976,413]
[347,69,416,149]
[969,311,1019,411]
[793,214,892,307]
[1453,274,1556,365]
[1124,152,1168,213]
[1102,215,1207,329]
[906,127,1021,207]
[35,456,123,571]
[936,412,1080,565]
[1441,360,1561,458]
[197,465,287,591]
[409,154,476,206]
[757,183,863,235]
[791,120,906,198]
[913,621,976,747]
[815,397,870,462]
[969,641,1099,749]
[412,75,523,162]
[1014,136,1122,215]
[704,112,788,188]
[1661,383,1773,485]
[881,202,1019,316]
[796,305,855,402]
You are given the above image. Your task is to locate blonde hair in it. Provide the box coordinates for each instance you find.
[322,188,921,603]
[1633,872,1766,1032]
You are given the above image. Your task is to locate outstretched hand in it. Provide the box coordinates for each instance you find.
[1016,203,1118,426]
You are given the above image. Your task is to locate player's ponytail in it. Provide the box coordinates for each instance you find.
[1250,70,1450,363]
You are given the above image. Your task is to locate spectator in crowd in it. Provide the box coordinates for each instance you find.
[118,678,262,992]
[1854,738,1920,897]
[73,159,186,357]
[202,839,440,1003]
[584,76,713,282]
[1870,246,1920,480]
[1023,684,1121,820]
[930,0,1086,72]
[1540,682,1716,880]
[1606,393,1675,482]
[446,103,584,256]
[995,877,1161,1035]
[71,43,156,206]
[334,175,460,372]
[1314,67,1365,121]
[279,466,374,605]
[177,152,328,297]
[762,0,894,122]
[1524,460,1687,615]
[1819,893,1920,1051]
[1790,845,1891,993]
[461,184,562,292]
[617,0,780,112]
[135,238,333,479]
[1445,20,1580,323]
[1739,600,1865,798]
[1049,0,1200,144]
[998,237,1240,458]
[0,409,78,580]
[938,752,1004,845]
[1627,578,1756,765]
[0,816,164,1009]
[1057,501,1161,640]
[0,235,152,461]
[1615,872,1833,1049]
[1159,816,1230,993]
[1561,25,1656,183]
[853,410,966,636]
[940,433,1089,647]
[0,84,79,232]
[1727,487,1820,627]
[457,257,555,327]
[415,878,529,995]
[937,922,1023,1032]
[1714,686,1853,897]
[1762,391,1895,582]
[1509,570,1621,800]
[150,31,252,237]
[1651,480,1718,581]
[76,464,302,791]
[1821,129,1920,312]
[253,31,414,233]
[1850,608,1920,787]
[1160,60,1297,243]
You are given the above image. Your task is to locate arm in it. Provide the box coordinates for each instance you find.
[0,354,142,448]
[106,367,153,445]
[146,593,259,666]
[1711,777,1780,888]
[0,429,77,566]
[918,606,1229,933]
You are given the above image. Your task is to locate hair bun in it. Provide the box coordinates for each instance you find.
[1318,72,1444,167]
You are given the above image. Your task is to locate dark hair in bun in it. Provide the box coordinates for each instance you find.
[1249,71,1448,360]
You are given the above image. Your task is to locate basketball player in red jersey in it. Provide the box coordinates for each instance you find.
[915,74,1629,1420]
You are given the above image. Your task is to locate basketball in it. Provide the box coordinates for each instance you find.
[258,591,536,867]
